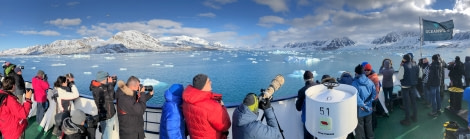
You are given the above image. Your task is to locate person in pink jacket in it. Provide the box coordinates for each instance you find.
[0,76,33,139]
[32,70,50,124]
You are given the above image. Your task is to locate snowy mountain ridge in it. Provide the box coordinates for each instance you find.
[0,30,227,56]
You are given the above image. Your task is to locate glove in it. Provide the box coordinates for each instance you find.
[259,98,271,110]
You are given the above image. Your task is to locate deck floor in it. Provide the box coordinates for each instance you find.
[22,91,469,139]
[375,90,468,139]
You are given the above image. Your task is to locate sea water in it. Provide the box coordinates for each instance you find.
[1,48,468,107]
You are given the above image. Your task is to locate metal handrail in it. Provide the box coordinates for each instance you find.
[144,109,161,135]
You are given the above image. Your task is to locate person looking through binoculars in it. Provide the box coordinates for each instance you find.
[116,76,154,139]
[232,93,282,139]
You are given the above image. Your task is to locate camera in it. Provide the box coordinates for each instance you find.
[43,74,48,81]
[259,74,284,104]
[85,115,100,129]
[19,66,24,69]
[140,84,153,92]
[26,88,34,93]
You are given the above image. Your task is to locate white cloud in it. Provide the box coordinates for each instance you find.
[223,24,240,30]
[198,12,217,18]
[17,30,61,36]
[46,18,82,27]
[254,0,289,12]
[257,16,285,27]
[77,25,113,38]
[258,0,470,47]
[204,0,237,9]
[67,2,80,6]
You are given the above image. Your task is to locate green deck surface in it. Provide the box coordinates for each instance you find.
[375,90,468,139]
[23,91,468,139]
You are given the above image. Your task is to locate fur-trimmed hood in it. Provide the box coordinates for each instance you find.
[117,80,134,96]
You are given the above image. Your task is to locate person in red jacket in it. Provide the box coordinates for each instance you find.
[0,76,33,139]
[182,74,231,139]
[32,70,50,124]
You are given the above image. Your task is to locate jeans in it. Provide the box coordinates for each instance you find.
[429,86,441,113]
[423,84,431,104]
[36,102,47,124]
[100,114,118,139]
[402,87,417,121]
[355,114,374,139]
[383,87,393,109]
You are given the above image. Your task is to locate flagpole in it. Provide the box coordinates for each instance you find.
[419,16,423,59]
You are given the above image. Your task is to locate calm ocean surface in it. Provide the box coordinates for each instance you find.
[1,48,468,107]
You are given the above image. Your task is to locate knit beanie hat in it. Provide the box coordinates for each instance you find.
[361,61,369,67]
[96,71,109,81]
[243,93,259,113]
[403,54,411,62]
[432,54,439,61]
[355,64,364,74]
[37,70,45,76]
[193,74,208,90]
[303,70,314,81]
[456,56,461,62]
[14,67,21,73]
[364,64,372,71]
[71,109,86,125]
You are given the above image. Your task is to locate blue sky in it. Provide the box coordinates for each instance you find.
[0,0,469,50]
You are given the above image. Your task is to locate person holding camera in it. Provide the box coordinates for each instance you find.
[182,74,231,139]
[115,76,154,139]
[89,71,117,139]
[61,109,88,139]
[10,67,26,103]
[32,70,50,124]
[52,76,80,135]
[0,76,33,139]
[232,93,282,139]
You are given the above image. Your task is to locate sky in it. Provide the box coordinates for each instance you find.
[0,0,469,51]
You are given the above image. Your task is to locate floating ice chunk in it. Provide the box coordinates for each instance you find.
[73,54,90,59]
[151,64,161,66]
[284,56,320,66]
[83,72,92,75]
[288,70,318,78]
[20,60,26,63]
[120,68,127,71]
[212,59,217,61]
[91,65,99,68]
[104,57,115,60]
[189,55,195,57]
[227,61,231,63]
[247,58,256,61]
[164,64,174,68]
[202,58,210,61]
[33,60,40,63]
[252,61,258,64]
[140,78,167,87]
[265,59,270,62]
[31,67,36,70]
[51,63,66,66]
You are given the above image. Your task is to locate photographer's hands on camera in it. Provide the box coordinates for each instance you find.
[259,96,272,110]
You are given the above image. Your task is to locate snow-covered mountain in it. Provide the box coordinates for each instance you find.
[0,30,227,56]
[453,31,470,40]
[281,37,355,50]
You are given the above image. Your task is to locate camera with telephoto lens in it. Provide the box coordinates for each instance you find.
[111,76,117,81]
[140,84,154,92]
[259,74,285,104]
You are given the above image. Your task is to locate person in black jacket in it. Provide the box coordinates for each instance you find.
[448,56,465,88]
[464,56,470,87]
[89,71,117,139]
[427,55,442,117]
[116,76,154,139]
[10,67,25,103]
[295,70,317,139]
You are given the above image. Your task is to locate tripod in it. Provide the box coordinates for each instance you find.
[261,107,285,139]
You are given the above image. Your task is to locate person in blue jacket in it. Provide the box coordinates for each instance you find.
[352,64,376,139]
[160,84,187,139]
[232,93,282,139]
[463,87,470,130]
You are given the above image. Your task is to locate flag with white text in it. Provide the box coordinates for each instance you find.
[422,19,454,41]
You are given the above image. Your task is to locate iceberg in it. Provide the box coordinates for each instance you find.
[51,63,66,67]
[141,78,167,87]
[288,70,318,78]
[119,68,127,71]
[83,72,92,75]
[284,56,320,66]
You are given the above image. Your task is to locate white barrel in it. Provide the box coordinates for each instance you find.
[305,84,357,139]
